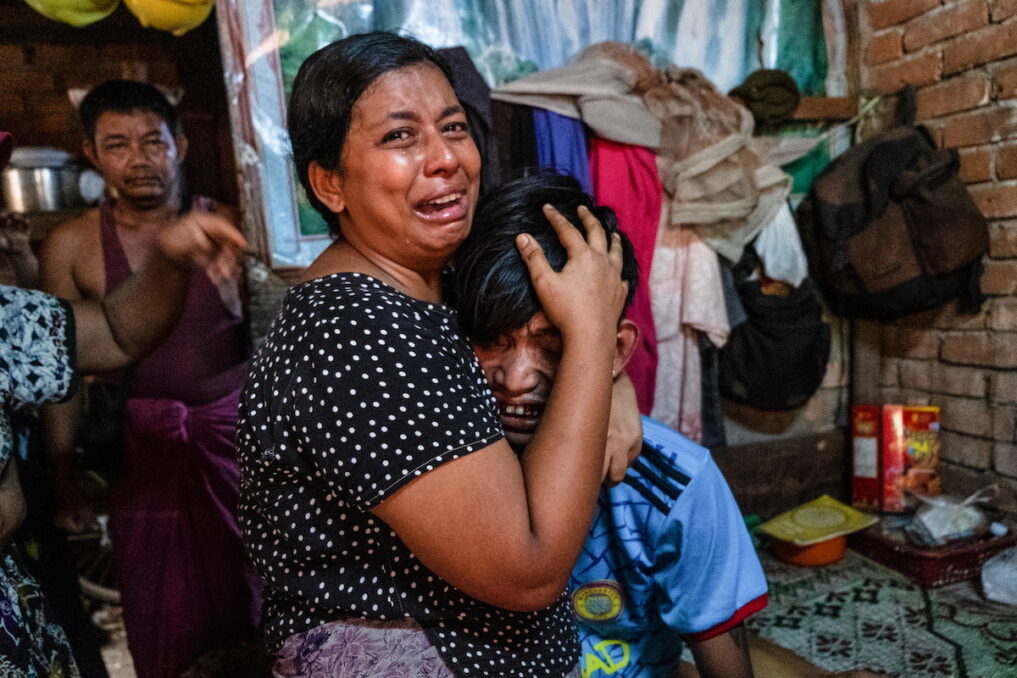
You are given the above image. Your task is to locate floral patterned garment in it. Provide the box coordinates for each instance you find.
[0,285,80,678]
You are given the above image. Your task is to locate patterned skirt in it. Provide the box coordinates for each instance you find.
[274,617,581,678]
[0,548,80,678]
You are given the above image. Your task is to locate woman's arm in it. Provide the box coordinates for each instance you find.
[373,206,628,611]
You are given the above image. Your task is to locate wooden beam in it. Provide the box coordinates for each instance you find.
[711,429,850,517]
[793,96,858,120]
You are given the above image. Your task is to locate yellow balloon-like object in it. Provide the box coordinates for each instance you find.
[23,0,121,27]
[122,0,215,36]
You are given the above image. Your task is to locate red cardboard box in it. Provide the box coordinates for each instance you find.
[851,405,941,512]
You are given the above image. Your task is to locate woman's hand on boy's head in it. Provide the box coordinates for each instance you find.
[515,204,627,343]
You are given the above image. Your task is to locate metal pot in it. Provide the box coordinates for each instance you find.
[2,147,84,213]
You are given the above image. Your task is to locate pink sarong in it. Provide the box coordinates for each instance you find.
[108,387,262,678]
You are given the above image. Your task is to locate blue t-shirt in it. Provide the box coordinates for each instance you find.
[570,417,768,678]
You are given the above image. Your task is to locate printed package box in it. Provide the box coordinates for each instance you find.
[851,405,941,512]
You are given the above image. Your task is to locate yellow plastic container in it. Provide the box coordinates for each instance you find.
[760,495,879,545]
[24,0,121,27]
[123,0,215,36]
[772,535,847,567]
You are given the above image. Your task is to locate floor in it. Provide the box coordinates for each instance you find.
[97,605,135,678]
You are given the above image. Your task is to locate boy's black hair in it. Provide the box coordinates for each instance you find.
[448,171,638,346]
[79,80,179,141]
[287,31,454,236]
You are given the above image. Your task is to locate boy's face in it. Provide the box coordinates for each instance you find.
[472,312,563,449]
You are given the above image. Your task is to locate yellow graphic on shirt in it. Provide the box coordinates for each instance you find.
[573,580,624,622]
[581,640,631,677]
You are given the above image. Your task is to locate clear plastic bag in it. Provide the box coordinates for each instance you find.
[982,546,1017,605]
[906,486,995,547]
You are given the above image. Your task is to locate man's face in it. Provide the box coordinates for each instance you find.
[473,312,562,448]
[86,110,183,208]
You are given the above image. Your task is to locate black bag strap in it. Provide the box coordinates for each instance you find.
[899,84,917,125]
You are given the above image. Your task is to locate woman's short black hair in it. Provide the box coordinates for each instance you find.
[79,80,179,141]
[287,31,454,235]
[447,171,639,346]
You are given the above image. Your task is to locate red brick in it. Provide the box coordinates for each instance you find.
[904,0,989,52]
[992,0,1017,22]
[972,182,1017,217]
[30,112,80,137]
[866,29,904,65]
[993,404,1016,440]
[865,51,942,92]
[938,394,994,436]
[882,327,942,358]
[96,43,167,62]
[0,45,28,70]
[943,19,1017,73]
[998,143,1017,178]
[989,298,1017,330]
[0,94,24,118]
[868,0,942,30]
[981,257,1017,292]
[900,359,989,396]
[937,364,990,396]
[991,370,1017,401]
[55,64,134,90]
[880,357,902,387]
[990,220,1017,255]
[31,44,100,66]
[918,75,992,120]
[929,299,989,329]
[942,107,1017,147]
[941,430,994,467]
[942,331,1017,366]
[958,146,994,182]
[998,63,1017,99]
[23,94,76,115]
[0,70,57,91]
[995,441,1017,477]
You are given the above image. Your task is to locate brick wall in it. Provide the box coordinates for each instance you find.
[0,1,236,206]
[858,0,1017,500]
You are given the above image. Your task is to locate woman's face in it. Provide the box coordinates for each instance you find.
[326,63,481,271]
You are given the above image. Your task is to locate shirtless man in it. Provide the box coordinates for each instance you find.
[40,80,259,678]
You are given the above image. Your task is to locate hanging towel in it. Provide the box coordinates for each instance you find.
[589,137,662,414]
[648,217,730,442]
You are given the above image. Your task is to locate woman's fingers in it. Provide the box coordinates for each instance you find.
[608,232,624,271]
[576,205,608,252]
[515,233,553,281]
[541,204,588,254]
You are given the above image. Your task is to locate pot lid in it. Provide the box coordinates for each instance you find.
[9,147,74,169]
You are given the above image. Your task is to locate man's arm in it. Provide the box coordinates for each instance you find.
[73,212,246,372]
[687,623,755,678]
[39,212,246,531]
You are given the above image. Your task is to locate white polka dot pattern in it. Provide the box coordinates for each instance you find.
[237,274,579,677]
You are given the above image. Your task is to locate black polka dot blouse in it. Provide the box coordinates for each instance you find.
[237,273,580,677]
